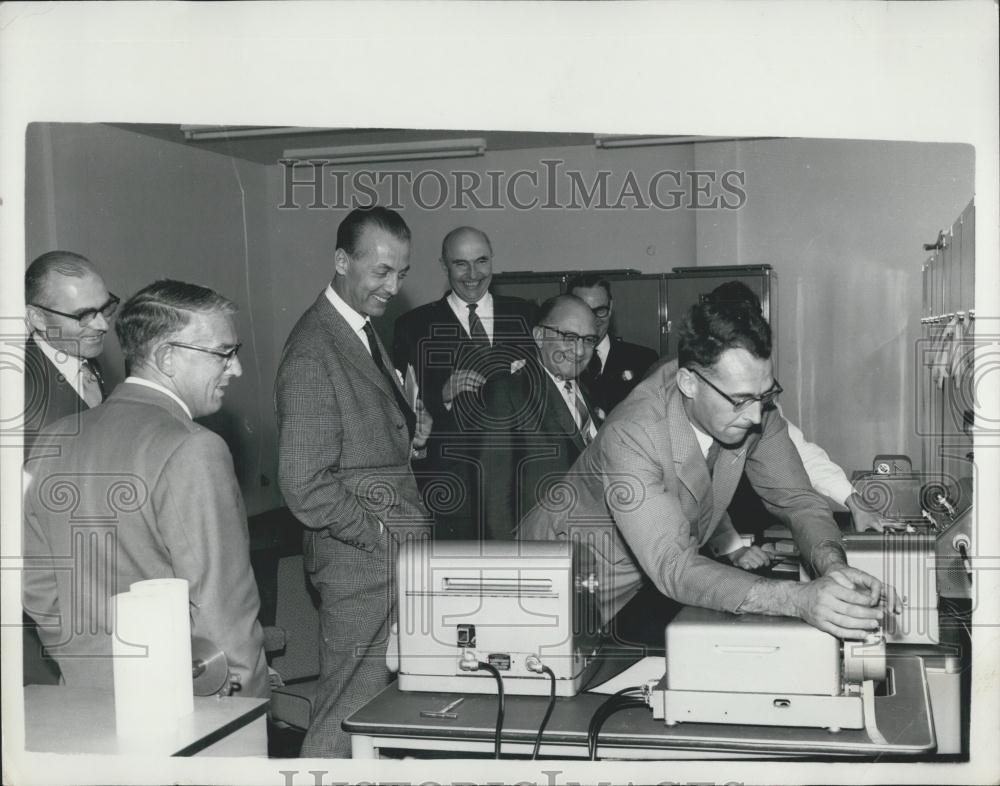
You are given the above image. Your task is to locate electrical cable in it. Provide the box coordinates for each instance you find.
[477,661,505,759]
[531,665,557,760]
[587,687,644,760]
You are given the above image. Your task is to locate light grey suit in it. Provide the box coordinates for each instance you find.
[276,292,431,757]
[519,362,841,624]
[22,382,269,697]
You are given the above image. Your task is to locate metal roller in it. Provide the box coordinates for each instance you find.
[842,630,887,685]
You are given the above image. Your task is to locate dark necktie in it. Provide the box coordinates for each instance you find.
[706,441,720,478]
[467,303,490,346]
[563,380,595,445]
[80,360,105,408]
[362,321,416,441]
[585,350,602,380]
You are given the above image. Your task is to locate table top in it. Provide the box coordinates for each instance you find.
[24,686,269,757]
[344,655,936,757]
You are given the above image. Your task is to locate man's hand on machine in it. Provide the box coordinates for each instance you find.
[794,565,900,640]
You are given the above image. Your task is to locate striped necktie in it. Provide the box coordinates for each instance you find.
[563,380,595,445]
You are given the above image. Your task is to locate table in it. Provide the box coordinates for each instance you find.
[344,656,935,759]
[24,686,269,757]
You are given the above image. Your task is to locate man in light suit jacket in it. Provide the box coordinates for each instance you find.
[476,295,600,540]
[22,251,117,685]
[23,251,117,458]
[568,273,658,417]
[23,280,269,697]
[520,297,898,640]
[276,207,432,758]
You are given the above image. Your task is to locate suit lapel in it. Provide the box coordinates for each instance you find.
[314,295,398,403]
[540,368,588,453]
[666,384,713,530]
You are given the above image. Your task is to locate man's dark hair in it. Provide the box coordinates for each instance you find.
[566,273,612,300]
[677,298,771,369]
[25,251,95,305]
[336,206,411,257]
[705,280,762,313]
[115,280,237,368]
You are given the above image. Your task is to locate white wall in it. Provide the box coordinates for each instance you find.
[694,139,974,475]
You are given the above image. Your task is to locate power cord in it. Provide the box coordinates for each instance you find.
[531,664,557,759]
[587,686,645,760]
[474,661,505,759]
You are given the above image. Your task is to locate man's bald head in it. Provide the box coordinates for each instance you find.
[440,227,494,304]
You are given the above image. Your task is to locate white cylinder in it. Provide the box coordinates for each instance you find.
[112,578,194,738]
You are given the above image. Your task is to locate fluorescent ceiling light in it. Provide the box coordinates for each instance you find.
[594,134,744,149]
[283,137,488,165]
[181,125,343,141]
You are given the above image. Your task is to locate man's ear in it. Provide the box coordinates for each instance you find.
[333,248,350,278]
[676,366,698,399]
[531,325,544,349]
[151,343,176,378]
[25,306,47,335]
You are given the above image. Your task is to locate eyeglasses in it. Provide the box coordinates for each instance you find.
[691,368,782,411]
[538,324,600,349]
[588,305,611,319]
[167,341,242,364]
[30,294,120,327]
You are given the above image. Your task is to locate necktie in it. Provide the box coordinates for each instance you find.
[467,303,490,346]
[563,380,595,445]
[706,441,720,478]
[585,350,602,380]
[79,360,104,408]
[362,321,416,441]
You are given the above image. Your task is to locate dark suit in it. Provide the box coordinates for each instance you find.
[476,357,596,540]
[22,335,108,685]
[580,337,658,417]
[276,292,431,757]
[22,335,107,457]
[391,292,536,424]
[22,382,268,696]
[519,362,841,625]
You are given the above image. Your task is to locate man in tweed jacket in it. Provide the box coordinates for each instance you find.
[276,207,432,757]
[520,297,898,640]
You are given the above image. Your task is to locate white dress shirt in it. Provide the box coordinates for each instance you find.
[592,335,611,374]
[124,376,192,419]
[447,290,494,344]
[326,283,372,355]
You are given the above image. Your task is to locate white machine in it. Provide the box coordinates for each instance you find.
[396,539,603,697]
[648,607,887,732]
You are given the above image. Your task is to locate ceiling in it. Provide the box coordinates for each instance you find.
[105,124,602,165]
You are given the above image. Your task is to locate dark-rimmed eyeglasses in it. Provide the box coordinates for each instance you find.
[30,294,120,327]
[167,341,242,364]
[691,368,782,411]
[588,305,611,319]
[538,324,600,349]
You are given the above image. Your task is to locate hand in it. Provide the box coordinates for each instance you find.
[728,545,775,570]
[442,370,487,407]
[794,565,898,639]
[411,398,433,451]
[846,492,884,532]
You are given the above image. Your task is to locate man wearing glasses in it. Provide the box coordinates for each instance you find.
[23,251,118,456]
[23,279,269,698]
[475,294,601,540]
[520,297,897,641]
[568,273,658,417]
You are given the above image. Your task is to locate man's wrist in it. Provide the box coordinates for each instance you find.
[810,538,849,575]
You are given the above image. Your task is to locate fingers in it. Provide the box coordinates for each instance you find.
[735,546,773,570]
